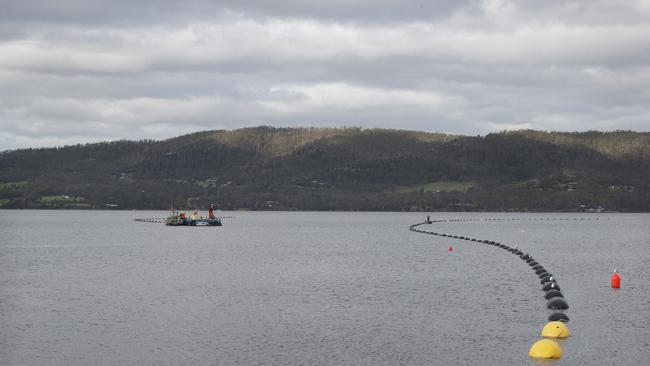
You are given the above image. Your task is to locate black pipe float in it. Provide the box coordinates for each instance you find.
[539,273,552,280]
[410,217,571,325]
[545,290,564,300]
[547,297,569,310]
[542,282,561,291]
[541,276,556,284]
[548,312,570,322]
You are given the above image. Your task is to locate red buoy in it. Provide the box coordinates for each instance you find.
[611,270,621,288]
[448,246,453,253]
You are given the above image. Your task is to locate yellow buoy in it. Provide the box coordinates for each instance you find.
[529,339,562,359]
[541,321,571,338]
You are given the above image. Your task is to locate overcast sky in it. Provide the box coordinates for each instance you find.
[1,0,649,150]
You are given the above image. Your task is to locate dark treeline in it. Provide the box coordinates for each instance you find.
[1,127,649,211]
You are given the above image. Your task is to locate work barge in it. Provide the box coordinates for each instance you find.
[165,215,222,226]
[134,205,223,226]
[166,205,222,226]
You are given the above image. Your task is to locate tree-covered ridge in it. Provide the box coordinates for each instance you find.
[509,130,650,160]
[1,127,649,211]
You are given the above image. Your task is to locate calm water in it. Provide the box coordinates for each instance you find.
[1,210,649,365]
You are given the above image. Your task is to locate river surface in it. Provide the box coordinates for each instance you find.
[1,210,649,365]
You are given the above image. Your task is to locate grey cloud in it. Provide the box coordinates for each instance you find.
[1,0,473,25]
[4,1,648,25]
[1,0,650,150]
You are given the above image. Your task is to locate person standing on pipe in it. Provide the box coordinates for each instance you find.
[208,204,216,220]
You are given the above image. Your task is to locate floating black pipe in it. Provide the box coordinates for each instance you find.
[545,290,564,300]
[539,273,552,280]
[542,282,561,291]
[541,276,556,284]
[548,312,570,322]
[410,216,572,325]
[547,298,569,310]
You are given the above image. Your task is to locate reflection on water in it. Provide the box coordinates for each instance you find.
[1,210,649,365]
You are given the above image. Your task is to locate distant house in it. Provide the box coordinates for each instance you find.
[556,181,577,191]
[609,185,635,192]
[565,181,577,191]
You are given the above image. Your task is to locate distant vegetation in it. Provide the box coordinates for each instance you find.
[1,127,649,212]
[396,181,476,194]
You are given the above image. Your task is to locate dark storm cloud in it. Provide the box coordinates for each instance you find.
[1,0,649,150]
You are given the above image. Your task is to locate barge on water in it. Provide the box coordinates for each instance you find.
[166,204,222,226]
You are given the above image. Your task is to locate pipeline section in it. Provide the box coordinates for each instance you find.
[409,216,594,359]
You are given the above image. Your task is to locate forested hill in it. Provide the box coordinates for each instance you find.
[2,127,649,212]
